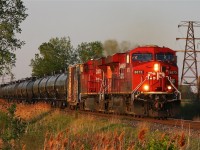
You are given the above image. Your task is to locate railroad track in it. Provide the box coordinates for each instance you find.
[66,109,200,130]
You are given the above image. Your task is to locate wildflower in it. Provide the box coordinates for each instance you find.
[63,138,68,147]
[179,132,186,147]
[138,128,147,142]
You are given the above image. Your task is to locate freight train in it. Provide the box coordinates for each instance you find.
[0,45,181,118]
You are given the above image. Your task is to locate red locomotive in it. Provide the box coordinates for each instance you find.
[68,45,181,118]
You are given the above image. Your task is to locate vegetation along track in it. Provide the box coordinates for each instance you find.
[63,109,200,131]
[1,98,200,130]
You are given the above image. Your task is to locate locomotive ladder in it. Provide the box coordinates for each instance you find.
[166,76,181,101]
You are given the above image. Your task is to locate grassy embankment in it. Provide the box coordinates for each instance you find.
[0,99,200,149]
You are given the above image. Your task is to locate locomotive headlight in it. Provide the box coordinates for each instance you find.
[154,63,159,72]
[167,85,172,90]
[143,84,149,91]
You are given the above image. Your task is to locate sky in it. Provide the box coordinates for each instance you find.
[10,0,200,80]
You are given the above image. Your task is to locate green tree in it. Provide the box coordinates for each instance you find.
[77,41,103,63]
[30,37,78,77]
[0,0,28,75]
[1,104,26,149]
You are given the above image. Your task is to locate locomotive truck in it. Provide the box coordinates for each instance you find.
[0,45,181,118]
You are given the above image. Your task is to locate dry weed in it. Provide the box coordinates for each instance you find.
[0,138,3,149]
[179,132,186,148]
[137,122,149,142]
[0,99,11,113]
[15,102,50,121]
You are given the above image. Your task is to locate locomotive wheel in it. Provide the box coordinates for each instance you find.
[79,102,85,110]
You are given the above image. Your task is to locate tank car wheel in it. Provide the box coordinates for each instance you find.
[58,101,66,109]
[51,101,56,107]
[61,102,67,109]
[70,105,74,110]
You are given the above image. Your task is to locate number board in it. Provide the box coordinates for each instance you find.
[134,70,144,74]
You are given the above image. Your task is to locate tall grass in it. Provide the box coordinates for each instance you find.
[1,99,199,149]
[1,109,198,149]
[15,102,51,121]
[17,110,74,150]
[41,113,197,150]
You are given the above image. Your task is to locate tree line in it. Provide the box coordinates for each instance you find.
[30,37,103,77]
[30,37,135,77]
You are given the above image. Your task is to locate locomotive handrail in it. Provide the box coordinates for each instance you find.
[98,78,107,102]
[131,77,147,101]
[166,76,181,100]
[98,78,104,94]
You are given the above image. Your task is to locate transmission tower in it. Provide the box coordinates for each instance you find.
[176,21,200,97]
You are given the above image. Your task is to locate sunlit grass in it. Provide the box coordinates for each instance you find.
[15,102,51,121]
[0,99,200,149]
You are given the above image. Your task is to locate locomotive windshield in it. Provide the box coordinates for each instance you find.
[156,53,175,62]
[132,53,152,62]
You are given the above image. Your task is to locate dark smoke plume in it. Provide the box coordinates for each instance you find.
[103,39,139,56]
[103,39,119,56]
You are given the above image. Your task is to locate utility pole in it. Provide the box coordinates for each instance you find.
[176,21,200,100]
